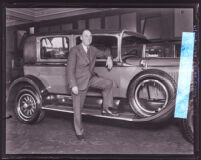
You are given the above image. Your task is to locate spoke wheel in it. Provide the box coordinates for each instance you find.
[14,85,45,124]
[17,92,37,121]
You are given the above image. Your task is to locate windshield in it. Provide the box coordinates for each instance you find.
[122,34,181,58]
[76,35,118,59]
[122,35,147,58]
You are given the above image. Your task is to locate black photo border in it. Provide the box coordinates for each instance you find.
[0,0,200,160]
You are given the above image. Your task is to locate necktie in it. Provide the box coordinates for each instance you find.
[87,46,89,54]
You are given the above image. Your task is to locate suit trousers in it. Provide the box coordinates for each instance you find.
[72,76,113,136]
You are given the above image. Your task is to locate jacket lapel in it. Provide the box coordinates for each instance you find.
[87,46,93,62]
[78,44,90,64]
[88,46,95,62]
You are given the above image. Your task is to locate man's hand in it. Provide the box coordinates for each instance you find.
[106,56,113,70]
[72,86,79,95]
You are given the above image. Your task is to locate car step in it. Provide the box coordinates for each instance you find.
[42,105,141,122]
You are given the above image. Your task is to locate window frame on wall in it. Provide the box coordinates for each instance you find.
[36,35,70,63]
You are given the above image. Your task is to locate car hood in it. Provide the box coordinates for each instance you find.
[124,57,180,67]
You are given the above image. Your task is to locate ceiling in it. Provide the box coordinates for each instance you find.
[6,8,170,27]
[6,8,119,27]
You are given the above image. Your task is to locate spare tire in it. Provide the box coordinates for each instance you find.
[128,69,176,121]
[180,97,194,144]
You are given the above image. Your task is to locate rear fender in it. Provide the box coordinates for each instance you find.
[7,75,48,105]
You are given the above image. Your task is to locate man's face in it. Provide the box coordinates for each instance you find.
[81,30,92,46]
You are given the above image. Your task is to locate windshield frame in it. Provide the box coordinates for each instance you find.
[120,31,149,61]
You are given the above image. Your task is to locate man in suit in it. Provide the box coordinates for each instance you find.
[67,29,119,140]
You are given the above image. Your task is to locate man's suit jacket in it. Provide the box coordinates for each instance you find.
[67,44,111,90]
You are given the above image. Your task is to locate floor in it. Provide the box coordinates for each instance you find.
[5,109,193,155]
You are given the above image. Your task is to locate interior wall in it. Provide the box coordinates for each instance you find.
[6,28,16,84]
[160,9,174,40]
[121,12,137,31]
[6,28,16,52]
[8,8,194,40]
[105,15,119,30]
[89,18,101,29]
[144,16,161,39]
[50,25,60,32]
[34,12,138,34]
[174,8,193,37]
[61,23,73,31]
[142,8,193,40]
[78,20,86,30]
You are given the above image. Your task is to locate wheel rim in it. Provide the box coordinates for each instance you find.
[17,92,37,121]
[133,79,169,117]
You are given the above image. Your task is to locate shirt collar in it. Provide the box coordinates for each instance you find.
[82,43,89,53]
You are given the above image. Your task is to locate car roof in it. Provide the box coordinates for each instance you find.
[27,29,148,40]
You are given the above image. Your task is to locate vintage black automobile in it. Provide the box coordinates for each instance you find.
[7,30,194,144]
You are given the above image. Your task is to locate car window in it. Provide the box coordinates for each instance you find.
[145,42,181,58]
[175,43,181,58]
[145,44,166,58]
[122,36,144,58]
[76,35,117,59]
[40,36,69,59]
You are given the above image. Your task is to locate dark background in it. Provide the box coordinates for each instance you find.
[1,1,200,159]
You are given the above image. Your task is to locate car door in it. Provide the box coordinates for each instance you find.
[24,35,71,94]
[86,35,121,97]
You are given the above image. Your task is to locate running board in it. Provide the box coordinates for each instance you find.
[42,105,142,122]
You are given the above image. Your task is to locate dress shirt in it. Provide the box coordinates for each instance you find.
[82,43,89,53]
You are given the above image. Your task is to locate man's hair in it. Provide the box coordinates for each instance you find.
[82,29,91,35]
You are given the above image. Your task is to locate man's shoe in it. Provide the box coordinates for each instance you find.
[76,134,85,140]
[102,107,119,116]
